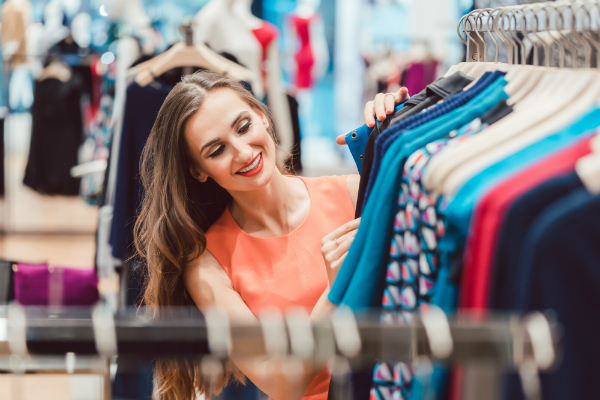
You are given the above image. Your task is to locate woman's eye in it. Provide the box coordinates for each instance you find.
[238,121,252,134]
[208,145,225,158]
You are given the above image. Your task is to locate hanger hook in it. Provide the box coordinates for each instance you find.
[501,7,519,64]
[457,13,469,46]
[541,2,564,67]
[520,4,538,66]
[465,11,482,62]
[579,1,600,68]
[561,4,580,68]
[528,3,550,67]
[485,8,500,63]
[508,7,527,65]
[473,8,490,62]
[571,2,592,68]
[550,3,574,67]
[493,7,512,63]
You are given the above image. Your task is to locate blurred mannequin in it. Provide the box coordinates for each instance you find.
[285,0,329,138]
[232,0,294,154]
[194,0,264,99]
[1,0,31,67]
[71,12,92,49]
[36,0,69,55]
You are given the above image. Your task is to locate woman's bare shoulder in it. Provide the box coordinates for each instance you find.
[345,174,360,208]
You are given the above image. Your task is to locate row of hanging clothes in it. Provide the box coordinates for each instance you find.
[336,1,600,400]
[0,0,102,198]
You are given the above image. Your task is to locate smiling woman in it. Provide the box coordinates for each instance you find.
[134,71,360,400]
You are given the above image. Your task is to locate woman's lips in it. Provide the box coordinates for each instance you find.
[236,153,263,177]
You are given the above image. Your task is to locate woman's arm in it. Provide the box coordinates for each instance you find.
[183,250,324,400]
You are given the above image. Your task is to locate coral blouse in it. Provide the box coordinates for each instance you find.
[205,175,355,400]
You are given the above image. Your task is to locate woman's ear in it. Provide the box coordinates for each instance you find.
[189,167,208,183]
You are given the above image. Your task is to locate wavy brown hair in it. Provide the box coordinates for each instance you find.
[134,71,287,400]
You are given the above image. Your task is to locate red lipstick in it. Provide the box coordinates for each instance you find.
[236,153,263,177]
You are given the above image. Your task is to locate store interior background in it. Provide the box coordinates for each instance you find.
[0,0,474,398]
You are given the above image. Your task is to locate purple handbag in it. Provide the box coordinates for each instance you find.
[14,262,99,306]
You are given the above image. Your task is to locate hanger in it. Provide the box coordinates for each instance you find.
[443,14,472,77]
[569,3,592,68]
[464,8,505,80]
[504,5,548,105]
[423,2,600,195]
[134,18,255,87]
[579,0,600,68]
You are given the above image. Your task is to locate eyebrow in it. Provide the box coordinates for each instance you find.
[200,138,221,155]
[230,111,248,128]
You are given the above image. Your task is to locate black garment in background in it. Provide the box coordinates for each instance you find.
[354,72,474,218]
[286,93,302,173]
[48,38,94,105]
[0,260,16,303]
[24,76,84,195]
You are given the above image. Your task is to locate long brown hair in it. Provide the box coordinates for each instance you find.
[134,71,286,400]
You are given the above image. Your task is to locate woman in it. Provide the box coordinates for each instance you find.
[135,71,408,400]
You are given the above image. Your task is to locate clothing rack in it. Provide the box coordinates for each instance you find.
[458,0,600,67]
[0,304,558,369]
[0,305,559,399]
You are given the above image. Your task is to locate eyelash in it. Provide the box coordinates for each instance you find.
[207,120,252,158]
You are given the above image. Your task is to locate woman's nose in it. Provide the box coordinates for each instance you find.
[231,141,254,164]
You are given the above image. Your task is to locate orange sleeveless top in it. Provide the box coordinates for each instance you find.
[205,175,355,400]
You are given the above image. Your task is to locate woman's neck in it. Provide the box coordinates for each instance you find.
[228,171,310,237]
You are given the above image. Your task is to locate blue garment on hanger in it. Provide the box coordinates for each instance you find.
[362,71,505,208]
[435,105,600,311]
[328,76,509,309]
[345,104,404,173]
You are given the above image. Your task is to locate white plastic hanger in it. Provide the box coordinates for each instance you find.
[134,18,255,87]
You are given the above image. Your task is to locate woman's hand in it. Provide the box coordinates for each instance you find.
[335,87,410,145]
[320,218,361,287]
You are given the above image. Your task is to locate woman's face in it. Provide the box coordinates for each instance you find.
[184,88,278,192]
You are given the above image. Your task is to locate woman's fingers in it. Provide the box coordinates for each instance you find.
[364,100,376,127]
[374,93,387,122]
[322,218,361,245]
[336,133,347,145]
[384,92,397,114]
[396,86,410,104]
[364,88,410,127]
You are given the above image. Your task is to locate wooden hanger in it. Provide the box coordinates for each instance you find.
[134,18,255,87]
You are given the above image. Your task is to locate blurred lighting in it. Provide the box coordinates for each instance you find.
[100,52,115,64]
[99,5,108,17]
